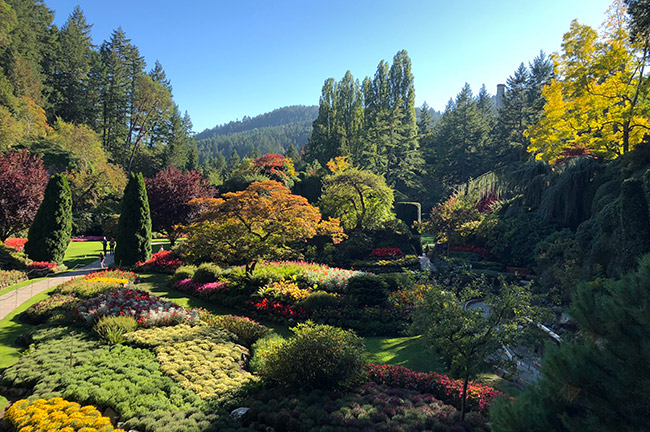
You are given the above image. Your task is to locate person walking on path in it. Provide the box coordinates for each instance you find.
[109,238,115,254]
[102,237,108,255]
[99,252,105,268]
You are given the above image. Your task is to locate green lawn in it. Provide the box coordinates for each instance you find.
[62,240,103,269]
[364,335,446,373]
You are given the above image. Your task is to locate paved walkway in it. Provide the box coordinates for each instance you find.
[0,253,115,321]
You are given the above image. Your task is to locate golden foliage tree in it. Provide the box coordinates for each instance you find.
[526,2,650,163]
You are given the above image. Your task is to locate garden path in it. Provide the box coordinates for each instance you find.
[0,254,114,321]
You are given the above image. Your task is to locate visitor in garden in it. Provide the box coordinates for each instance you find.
[99,252,105,268]
[101,236,107,255]
[109,238,115,254]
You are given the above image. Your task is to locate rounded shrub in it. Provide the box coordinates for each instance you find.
[299,291,340,313]
[193,262,223,283]
[257,321,366,390]
[171,264,198,284]
[24,174,72,263]
[345,274,390,307]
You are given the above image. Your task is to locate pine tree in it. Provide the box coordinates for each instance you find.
[24,173,72,263]
[114,172,151,266]
[417,102,433,135]
[620,178,650,268]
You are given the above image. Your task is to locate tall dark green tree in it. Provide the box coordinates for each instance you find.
[620,178,650,268]
[491,255,650,432]
[24,173,72,263]
[114,172,151,266]
[47,6,94,124]
[417,102,433,135]
[307,78,338,164]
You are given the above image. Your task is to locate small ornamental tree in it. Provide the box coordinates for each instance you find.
[252,153,296,186]
[0,151,49,241]
[145,166,215,246]
[180,180,344,275]
[114,172,152,267]
[24,174,73,263]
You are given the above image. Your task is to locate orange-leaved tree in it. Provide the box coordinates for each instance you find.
[180,180,344,275]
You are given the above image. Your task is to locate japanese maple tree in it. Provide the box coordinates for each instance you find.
[180,180,344,275]
[0,151,49,241]
[145,166,216,246]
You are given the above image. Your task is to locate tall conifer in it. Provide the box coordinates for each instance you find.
[24,174,73,263]
[114,172,151,266]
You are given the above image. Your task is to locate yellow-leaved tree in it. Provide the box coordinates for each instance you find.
[526,1,650,163]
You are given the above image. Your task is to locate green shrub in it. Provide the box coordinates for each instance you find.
[379,272,415,292]
[299,291,340,313]
[94,315,138,345]
[171,264,198,284]
[345,274,390,307]
[257,322,366,390]
[0,269,28,289]
[114,172,152,267]
[620,178,650,270]
[249,333,285,374]
[199,312,271,346]
[193,262,223,283]
[24,174,73,263]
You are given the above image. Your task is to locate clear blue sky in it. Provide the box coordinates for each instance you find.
[46,0,614,133]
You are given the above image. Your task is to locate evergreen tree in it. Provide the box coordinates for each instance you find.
[285,143,299,162]
[335,70,364,165]
[417,102,433,135]
[114,172,151,266]
[620,178,650,268]
[24,173,72,263]
[307,78,338,164]
[491,255,650,432]
[47,6,94,124]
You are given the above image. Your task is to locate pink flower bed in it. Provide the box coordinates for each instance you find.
[370,248,404,258]
[4,238,27,252]
[70,236,105,242]
[134,250,182,273]
[174,278,229,298]
[28,261,57,271]
[77,288,198,327]
[450,245,488,256]
[367,364,504,413]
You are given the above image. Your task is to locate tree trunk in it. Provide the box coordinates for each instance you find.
[460,372,469,421]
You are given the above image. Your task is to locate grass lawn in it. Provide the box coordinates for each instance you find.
[62,240,103,269]
[364,335,447,373]
[0,286,55,369]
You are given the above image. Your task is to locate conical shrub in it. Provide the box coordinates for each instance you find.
[114,172,152,266]
[25,174,73,263]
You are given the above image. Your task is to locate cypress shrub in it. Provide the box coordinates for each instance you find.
[114,172,152,267]
[395,202,421,229]
[620,178,650,269]
[24,174,72,263]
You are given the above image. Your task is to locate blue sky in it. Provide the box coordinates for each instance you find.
[46,0,614,133]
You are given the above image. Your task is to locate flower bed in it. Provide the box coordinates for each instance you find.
[174,278,229,299]
[198,310,271,346]
[0,269,28,289]
[77,289,199,327]
[28,261,58,272]
[251,298,308,319]
[367,364,504,413]
[24,293,80,324]
[5,397,126,432]
[70,236,105,242]
[55,269,137,298]
[4,237,27,252]
[134,250,183,274]
[370,247,404,258]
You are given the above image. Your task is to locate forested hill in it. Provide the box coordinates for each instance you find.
[194,105,318,161]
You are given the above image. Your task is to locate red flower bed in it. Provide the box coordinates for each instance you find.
[251,298,307,319]
[450,245,488,256]
[367,364,504,413]
[370,248,403,258]
[134,250,182,273]
[28,261,57,272]
[4,238,27,252]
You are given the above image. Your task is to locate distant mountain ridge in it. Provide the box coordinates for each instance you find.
[194,105,318,162]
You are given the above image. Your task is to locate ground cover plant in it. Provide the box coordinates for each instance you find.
[5,397,127,432]
[54,269,137,298]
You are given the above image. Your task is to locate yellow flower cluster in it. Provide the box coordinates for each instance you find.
[260,279,311,302]
[5,397,126,432]
[87,277,128,285]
